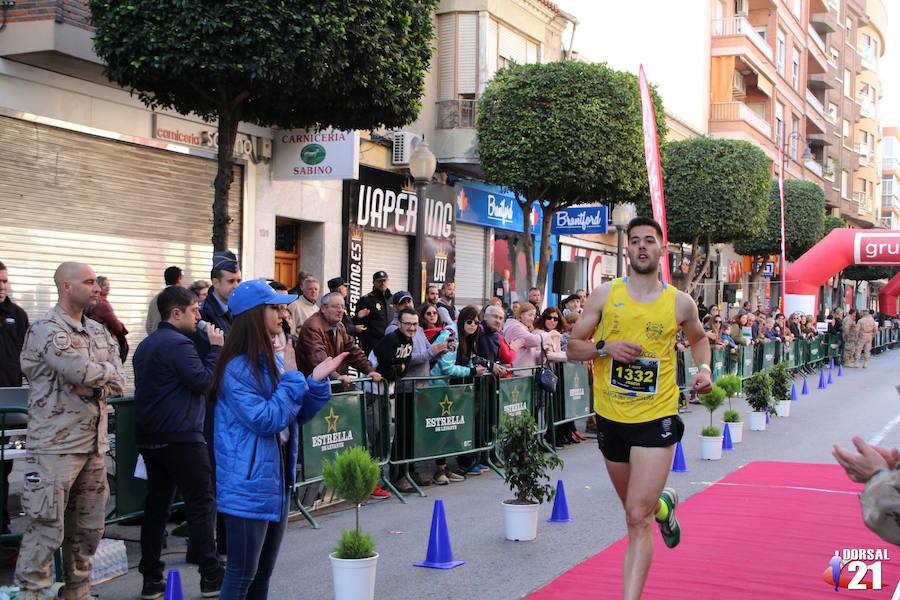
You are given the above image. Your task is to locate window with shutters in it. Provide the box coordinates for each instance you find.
[436,13,479,129]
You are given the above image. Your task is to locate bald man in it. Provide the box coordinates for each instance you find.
[16,262,125,600]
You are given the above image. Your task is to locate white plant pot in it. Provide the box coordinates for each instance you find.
[748,411,767,431]
[699,434,724,460]
[725,421,744,444]
[330,552,378,600]
[502,500,539,541]
[774,400,791,418]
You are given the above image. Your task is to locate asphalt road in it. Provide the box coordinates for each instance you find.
[94,349,900,600]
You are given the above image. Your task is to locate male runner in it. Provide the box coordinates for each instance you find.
[568,216,712,600]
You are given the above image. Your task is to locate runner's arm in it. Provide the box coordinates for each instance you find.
[677,292,713,393]
[565,283,611,361]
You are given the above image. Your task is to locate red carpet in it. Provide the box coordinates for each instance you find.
[528,462,900,599]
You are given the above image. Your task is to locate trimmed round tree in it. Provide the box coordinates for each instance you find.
[477,61,666,292]
[734,179,827,309]
[663,137,770,295]
[89,0,437,250]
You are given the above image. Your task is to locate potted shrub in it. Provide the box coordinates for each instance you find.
[744,371,773,431]
[698,385,726,460]
[496,411,563,541]
[770,362,792,417]
[323,446,381,600]
[717,374,744,443]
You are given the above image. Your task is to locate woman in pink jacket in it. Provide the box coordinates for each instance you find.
[502,302,548,369]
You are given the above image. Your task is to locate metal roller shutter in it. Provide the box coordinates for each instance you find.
[0,116,243,390]
[455,223,487,307]
[362,231,409,295]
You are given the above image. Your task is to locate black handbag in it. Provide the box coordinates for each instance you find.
[538,344,558,394]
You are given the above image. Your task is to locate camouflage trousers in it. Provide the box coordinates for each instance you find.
[843,337,859,364]
[858,336,874,362]
[15,453,107,600]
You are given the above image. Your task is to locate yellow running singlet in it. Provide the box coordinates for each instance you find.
[592,277,679,423]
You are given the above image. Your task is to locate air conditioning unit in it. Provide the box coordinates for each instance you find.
[732,71,746,99]
[392,131,422,166]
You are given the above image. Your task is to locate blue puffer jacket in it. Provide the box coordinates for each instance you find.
[214,353,331,522]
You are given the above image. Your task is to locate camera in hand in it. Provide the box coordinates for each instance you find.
[471,355,492,369]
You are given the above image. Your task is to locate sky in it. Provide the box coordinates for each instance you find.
[553,0,899,129]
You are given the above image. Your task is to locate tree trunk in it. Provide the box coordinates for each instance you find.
[212,100,244,251]
[747,256,766,310]
[535,204,554,297]
[518,197,536,288]
[683,235,710,297]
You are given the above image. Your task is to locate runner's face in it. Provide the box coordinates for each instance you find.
[627,226,661,275]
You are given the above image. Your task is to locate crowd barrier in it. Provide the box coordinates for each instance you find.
[1,326,898,527]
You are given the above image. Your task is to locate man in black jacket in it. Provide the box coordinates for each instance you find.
[0,261,28,533]
[355,270,393,354]
[133,286,225,599]
[371,307,415,381]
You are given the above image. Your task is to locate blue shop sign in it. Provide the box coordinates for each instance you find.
[551,206,608,235]
[455,182,540,233]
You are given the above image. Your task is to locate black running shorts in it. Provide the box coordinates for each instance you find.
[594,414,684,463]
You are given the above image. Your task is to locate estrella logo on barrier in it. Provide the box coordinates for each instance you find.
[311,407,354,452]
[821,548,891,591]
[425,396,465,432]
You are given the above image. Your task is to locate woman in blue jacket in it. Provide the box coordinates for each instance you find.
[207,280,346,600]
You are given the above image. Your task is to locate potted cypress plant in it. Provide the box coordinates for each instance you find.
[744,371,773,431]
[698,385,726,460]
[770,362,792,417]
[717,374,744,443]
[323,446,381,600]
[496,411,563,541]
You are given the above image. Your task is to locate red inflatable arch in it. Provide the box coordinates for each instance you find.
[784,229,900,317]
[878,272,900,317]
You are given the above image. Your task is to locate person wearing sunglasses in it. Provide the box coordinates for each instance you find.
[428,306,488,484]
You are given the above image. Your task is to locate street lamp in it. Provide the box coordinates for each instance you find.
[611,202,637,277]
[410,140,436,304]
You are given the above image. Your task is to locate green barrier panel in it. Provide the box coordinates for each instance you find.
[106,397,149,523]
[412,384,475,459]
[683,350,700,383]
[892,329,899,343]
[711,347,726,381]
[760,342,777,370]
[826,334,840,359]
[808,337,822,365]
[300,390,367,480]
[741,345,756,378]
[498,376,533,419]
[561,362,592,420]
[794,339,807,368]
[784,341,797,368]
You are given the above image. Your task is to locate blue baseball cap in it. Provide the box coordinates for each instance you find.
[229,280,297,316]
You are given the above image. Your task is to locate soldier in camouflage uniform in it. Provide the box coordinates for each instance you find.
[15,262,125,600]
[856,309,878,368]
[842,308,859,367]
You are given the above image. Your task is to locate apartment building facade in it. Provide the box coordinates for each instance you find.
[709,0,886,228]
[883,127,900,229]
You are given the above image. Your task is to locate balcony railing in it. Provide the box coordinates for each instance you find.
[807,24,827,54]
[883,158,900,173]
[711,17,773,61]
[805,89,825,115]
[436,99,478,129]
[855,191,874,213]
[857,96,876,119]
[805,159,823,177]
[709,101,772,138]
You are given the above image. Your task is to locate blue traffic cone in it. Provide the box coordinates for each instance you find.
[802,377,810,395]
[829,358,835,369]
[790,383,798,401]
[818,369,827,390]
[838,363,844,377]
[414,499,464,569]
[827,369,834,385]
[722,423,733,451]
[547,480,573,523]
[164,569,183,600]
[671,441,687,472]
